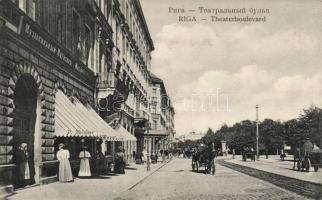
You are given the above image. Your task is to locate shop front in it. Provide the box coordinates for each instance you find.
[0,9,97,193]
[114,125,137,164]
[144,130,169,163]
[54,89,122,176]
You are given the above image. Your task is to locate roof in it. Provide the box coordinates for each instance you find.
[150,73,163,83]
[54,90,123,141]
[145,129,168,136]
[150,73,175,114]
[134,0,154,51]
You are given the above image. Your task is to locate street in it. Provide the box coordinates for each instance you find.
[115,158,309,200]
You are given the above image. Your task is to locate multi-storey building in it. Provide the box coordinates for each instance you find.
[0,0,174,195]
[97,0,154,160]
[0,0,122,194]
[149,74,175,155]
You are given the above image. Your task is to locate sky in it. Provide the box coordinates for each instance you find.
[140,0,322,135]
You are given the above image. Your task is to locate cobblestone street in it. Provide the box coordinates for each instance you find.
[116,158,311,200]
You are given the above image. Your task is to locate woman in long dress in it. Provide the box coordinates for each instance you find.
[78,147,91,177]
[15,143,30,187]
[56,143,73,182]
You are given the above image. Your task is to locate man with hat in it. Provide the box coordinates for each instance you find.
[302,137,314,156]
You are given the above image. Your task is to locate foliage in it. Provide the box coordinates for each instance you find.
[200,105,322,154]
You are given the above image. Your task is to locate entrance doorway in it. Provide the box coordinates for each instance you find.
[12,74,38,188]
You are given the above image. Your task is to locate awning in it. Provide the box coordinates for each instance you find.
[55,90,122,141]
[114,125,137,141]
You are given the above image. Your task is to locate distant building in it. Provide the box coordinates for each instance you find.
[147,73,175,154]
[177,131,205,141]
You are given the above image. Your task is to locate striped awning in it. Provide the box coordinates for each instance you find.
[114,125,137,141]
[54,90,122,141]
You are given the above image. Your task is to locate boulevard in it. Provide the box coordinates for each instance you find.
[5,156,322,200]
[116,158,310,200]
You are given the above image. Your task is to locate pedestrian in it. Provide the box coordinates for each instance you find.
[95,149,105,175]
[56,143,73,182]
[115,146,125,174]
[232,148,235,159]
[292,147,299,169]
[15,143,30,187]
[78,146,91,177]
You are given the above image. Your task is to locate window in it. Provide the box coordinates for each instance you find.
[57,2,63,43]
[72,10,81,53]
[122,35,126,56]
[153,120,157,130]
[152,104,157,114]
[84,25,91,60]
[116,22,121,51]
[19,0,36,20]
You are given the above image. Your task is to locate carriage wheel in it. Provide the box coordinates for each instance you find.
[305,158,311,172]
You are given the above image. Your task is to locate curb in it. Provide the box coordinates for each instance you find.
[218,159,322,199]
[114,159,172,200]
[128,160,171,191]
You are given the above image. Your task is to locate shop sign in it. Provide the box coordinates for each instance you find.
[66,129,94,137]
[18,17,72,66]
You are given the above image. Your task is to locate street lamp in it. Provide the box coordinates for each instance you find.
[256,105,259,161]
[146,122,151,171]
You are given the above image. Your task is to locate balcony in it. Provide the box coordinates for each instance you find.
[96,72,114,99]
[86,0,113,40]
[134,110,149,124]
[122,103,135,117]
[96,72,130,101]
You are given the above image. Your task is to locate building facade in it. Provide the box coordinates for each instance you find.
[0,0,115,193]
[97,0,154,160]
[148,74,175,155]
[0,0,174,194]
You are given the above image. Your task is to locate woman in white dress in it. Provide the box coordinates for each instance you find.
[78,146,91,177]
[56,143,73,182]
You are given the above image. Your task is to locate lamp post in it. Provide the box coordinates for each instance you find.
[256,105,259,161]
[146,122,151,171]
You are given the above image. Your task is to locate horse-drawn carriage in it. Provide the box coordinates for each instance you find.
[191,144,216,175]
[295,149,322,172]
[242,147,256,162]
[294,139,322,172]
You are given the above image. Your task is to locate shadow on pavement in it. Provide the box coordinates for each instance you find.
[125,167,138,170]
[189,170,213,175]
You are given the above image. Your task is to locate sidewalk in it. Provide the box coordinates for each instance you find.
[223,155,322,185]
[4,161,170,200]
